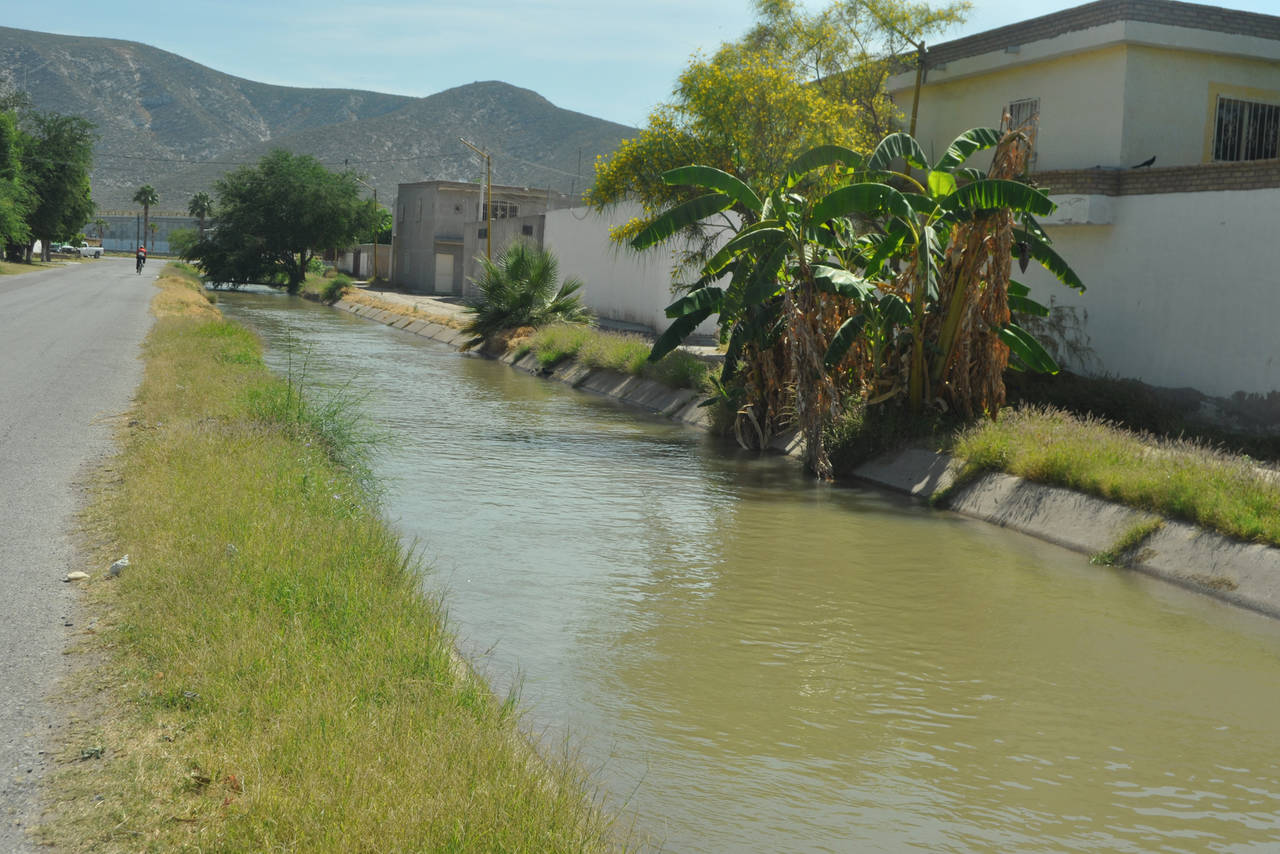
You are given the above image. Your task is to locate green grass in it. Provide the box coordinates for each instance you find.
[45,267,618,852]
[952,406,1280,546]
[524,323,714,390]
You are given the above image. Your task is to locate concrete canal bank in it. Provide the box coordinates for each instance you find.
[331,289,1280,620]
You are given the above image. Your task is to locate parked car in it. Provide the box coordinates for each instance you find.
[52,243,76,254]
[77,245,103,258]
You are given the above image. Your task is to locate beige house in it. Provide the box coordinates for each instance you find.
[390,181,577,295]
[887,0,1280,419]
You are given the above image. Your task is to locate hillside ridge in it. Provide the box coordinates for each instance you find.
[0,27,634,210]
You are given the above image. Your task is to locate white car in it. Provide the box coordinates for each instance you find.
[77,245,103,258]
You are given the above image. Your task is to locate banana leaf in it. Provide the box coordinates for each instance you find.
[630,192,735,250]
[1013,227,1086,292]
[1000,322,1060,373]
[867,132,931,172]
[932,127,1004,173]
[662,165,763,214]
[824,314,870,368]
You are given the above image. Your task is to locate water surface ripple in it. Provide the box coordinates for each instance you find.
[222,291,1280,853]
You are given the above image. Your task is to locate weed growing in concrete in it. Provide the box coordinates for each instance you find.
[1091,517,1165,566]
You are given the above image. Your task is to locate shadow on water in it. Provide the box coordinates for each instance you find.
[219,289,1280,854]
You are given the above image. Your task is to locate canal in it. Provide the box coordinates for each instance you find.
[220,290,1280,853]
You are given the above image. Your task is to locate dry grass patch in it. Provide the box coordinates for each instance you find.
[42,268,619,852]
[341,288,464,329]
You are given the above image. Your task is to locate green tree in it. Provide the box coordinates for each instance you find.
[0,108,32,258]
[188,191,213,238]
[741,0,969,137]
[374,205,392,244]
[93,217,106,244]
[133,184,158,251]
[168,227,198,258]
[460,242,591,351]
[187,149,378,293]
[20,111,95,261]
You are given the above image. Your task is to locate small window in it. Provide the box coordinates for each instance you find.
[521,224,534,236]
[477,227,487,239]
[1213,96,1280,162]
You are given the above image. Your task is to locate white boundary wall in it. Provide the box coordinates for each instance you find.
[542,203,719,338]
[1022,186,1280,399]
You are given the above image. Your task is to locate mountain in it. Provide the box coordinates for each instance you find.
[0,27,635,211]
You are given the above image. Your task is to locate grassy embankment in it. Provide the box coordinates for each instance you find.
[45,265,616,852]
[947,406,1280,548]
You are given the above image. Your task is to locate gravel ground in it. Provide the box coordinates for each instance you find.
[0,260,154,850]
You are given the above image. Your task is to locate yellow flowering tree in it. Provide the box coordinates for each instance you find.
[588,0,970,261]
[588,45,866,265]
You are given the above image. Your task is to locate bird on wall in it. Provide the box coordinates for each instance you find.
[1131,156,1157,169]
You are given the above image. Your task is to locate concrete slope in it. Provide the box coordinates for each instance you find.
[0,261,154,850]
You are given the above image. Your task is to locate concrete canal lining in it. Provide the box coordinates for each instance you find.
[332,295,1280,621]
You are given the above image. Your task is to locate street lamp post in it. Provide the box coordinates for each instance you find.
[459,137,492,260]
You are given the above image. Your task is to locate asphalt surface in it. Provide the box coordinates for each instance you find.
[0,259,154,850]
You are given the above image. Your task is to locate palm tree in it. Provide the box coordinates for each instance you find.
[148,221,158,253]
[93,217,106,247]
[461,242,591,351]
[188,191,213,239]
[132,184,158,250]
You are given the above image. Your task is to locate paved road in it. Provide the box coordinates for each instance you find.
[0,260,154,850]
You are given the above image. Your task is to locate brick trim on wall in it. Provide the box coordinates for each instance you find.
[926,0,1280,68]
[1032,159,1280,195]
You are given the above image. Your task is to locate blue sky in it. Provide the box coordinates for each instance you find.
[8,0,1280,127]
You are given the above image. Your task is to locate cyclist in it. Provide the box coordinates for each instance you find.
[136,245,146,274]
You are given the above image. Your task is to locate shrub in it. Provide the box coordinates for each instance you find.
[461,243,591,350]
[320,274,352,304]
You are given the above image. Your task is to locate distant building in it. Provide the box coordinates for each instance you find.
[887,0,1280,414]
[83,211,200,254]
[390,182,577,295]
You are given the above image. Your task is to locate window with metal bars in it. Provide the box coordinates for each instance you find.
[483,200,518,219]
[1213,96,1280,162]
[1004,97,1039,167]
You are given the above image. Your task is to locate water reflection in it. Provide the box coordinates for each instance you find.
[221,290,1280,853]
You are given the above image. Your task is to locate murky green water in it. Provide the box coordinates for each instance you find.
[221,290,1280,853]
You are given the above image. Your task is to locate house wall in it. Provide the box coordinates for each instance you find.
[462,216,543,298]
[896,44,1130,170]
[1021,185,1280,399]
[1122,45,1280,167]
[337,244,391,279]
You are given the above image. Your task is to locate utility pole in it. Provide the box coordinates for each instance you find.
[459,137,492,260]
[354,176,379,281]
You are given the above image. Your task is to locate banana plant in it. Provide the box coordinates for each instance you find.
[632,144,873,478]
[819,128,1085,415]
[633,128,1084,474]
